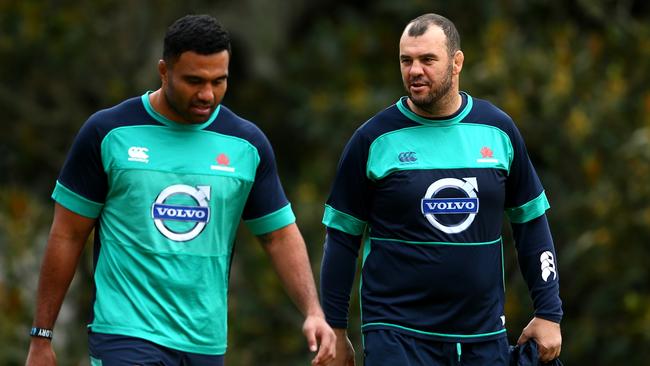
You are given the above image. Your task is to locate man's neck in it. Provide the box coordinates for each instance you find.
[407,91,462,119]
[148,89,166,115]
[148,89,186,124]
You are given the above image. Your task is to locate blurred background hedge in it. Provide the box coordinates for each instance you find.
[1,0,649,364]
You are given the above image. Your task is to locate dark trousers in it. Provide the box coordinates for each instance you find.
[88,332,225,366]
[363,329,509,366]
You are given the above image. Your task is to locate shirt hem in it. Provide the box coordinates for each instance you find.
[88,324,226,355]
[361,323,507,343]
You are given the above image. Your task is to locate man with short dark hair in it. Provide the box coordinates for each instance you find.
[320,13,562,366]
[25,14,335,366]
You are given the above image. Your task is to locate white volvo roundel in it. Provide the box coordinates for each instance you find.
[151,184,211,241]
[421,177,479,234]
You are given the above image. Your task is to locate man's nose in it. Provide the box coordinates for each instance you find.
[197,84,214,103]
[408,61,424,77]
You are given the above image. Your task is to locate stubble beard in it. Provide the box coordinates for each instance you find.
[163,84,213,124]
[406,63,454,114]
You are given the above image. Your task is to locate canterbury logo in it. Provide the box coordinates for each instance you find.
[540,251,557,282]
[128,146,149,163]
[398,151,417,163]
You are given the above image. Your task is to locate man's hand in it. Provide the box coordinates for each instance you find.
[325,328,355,366]
[303,315,336,366]
[25,338,56,366]
[517,317,562,362]
[257,224,336,365]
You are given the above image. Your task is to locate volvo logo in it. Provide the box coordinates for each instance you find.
[152,184,211,241]
[421,177,479,234]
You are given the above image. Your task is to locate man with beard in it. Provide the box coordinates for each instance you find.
[25,14,335,366]
[319,13,562,366]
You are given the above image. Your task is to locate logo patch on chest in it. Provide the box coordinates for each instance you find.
[211,153,235,172]
[128,146,149,163]
[477,146,498,164]
[398,151,417,163]
[151,184,211,241]
[421,177,479,234]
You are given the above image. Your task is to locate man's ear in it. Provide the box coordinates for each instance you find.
[453,50,464,75]
[158,59,168,85]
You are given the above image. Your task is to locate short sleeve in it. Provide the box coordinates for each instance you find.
[241,132,295,235]
[322,130,371,235]
[52,115,108,218]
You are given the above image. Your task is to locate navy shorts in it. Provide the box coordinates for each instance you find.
[363,329,509,366]
[88,332,225,366]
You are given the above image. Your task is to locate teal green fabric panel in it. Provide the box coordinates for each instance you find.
[99,169,249,256]
[86,96,266,354]
[322,204,367,236]
[244,203,296,235]
[89,240,229,355]
[90,357,102,366]
[361,235,372,264]
[361,322,507,339]
[505,191,550,224]
[367,123,513,181]
[101,125,259,183]
[141,93,220,130]
[51,181,104,218]
[92,118,262,353]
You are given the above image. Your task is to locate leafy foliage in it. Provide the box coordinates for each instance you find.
[1,0,649,365]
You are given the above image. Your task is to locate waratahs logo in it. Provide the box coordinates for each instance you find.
[151,184,211,241]
[421,177,479,234]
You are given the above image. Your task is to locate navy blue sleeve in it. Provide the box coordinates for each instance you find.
[504,122,545,212]
[320,128,371,328]
[503,118,562,321]
[241,130,291,221]
[512,214,563,323]
[57,114,108,204]
[325,129,372,224]
[320,227,362,329]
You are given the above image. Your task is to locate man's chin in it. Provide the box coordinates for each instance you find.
[408,95,434,108]
[187,109,216,123]
[189,117,210,124]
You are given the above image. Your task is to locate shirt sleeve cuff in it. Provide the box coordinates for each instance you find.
[322,205,367,235]
[51,181,103,218]
[244,204,296,235]
[506,191,550,224]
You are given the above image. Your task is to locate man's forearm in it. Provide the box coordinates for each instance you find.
[32,234,88,328]
[259,223,322,316]
[31,204,95,330]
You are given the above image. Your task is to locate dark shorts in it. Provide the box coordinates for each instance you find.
[88,332,225,366]
[363,329,509,366]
